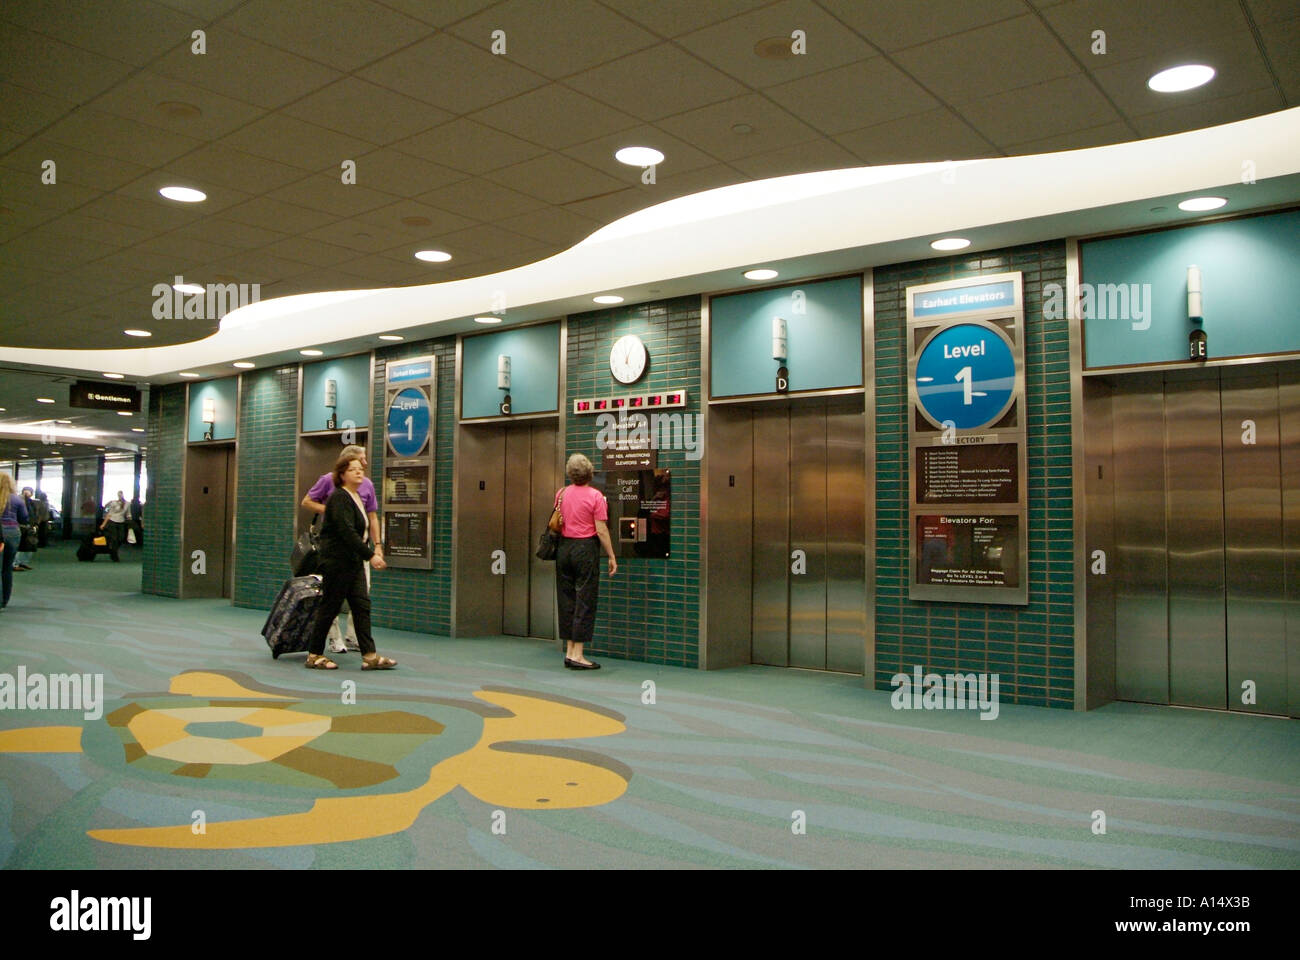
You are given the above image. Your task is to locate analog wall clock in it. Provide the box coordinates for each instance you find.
[610,334,648,384]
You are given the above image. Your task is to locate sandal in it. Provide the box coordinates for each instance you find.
[305,654,338,670]
[362,654,397,670]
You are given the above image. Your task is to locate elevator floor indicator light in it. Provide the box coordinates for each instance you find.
[914,323,1015,430]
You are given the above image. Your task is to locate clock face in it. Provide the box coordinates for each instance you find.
[610,334,647,384]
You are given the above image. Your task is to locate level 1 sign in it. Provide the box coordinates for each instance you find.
[386,386,431,458]
[914,323,1016,430]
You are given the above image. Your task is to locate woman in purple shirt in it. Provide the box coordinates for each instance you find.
[554,454,617,670]
[1,471,30,609]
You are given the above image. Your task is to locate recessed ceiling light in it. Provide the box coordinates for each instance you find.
[615,146,665,167]
[97,447,106,451]
[930,237,971,251]
[1148,64,1215,93]
[401,215,432,227]
[300,348,324,356]
[157,101,202,119]
[37,398,55,404]
[378,334,404,341]
[124,328,152,337]
[117,411,134,417]
[233,361,255,369]
[159,185,206,203]
[593,295,624,304]
[178,372,201,378]
[56,419,71,424]
[415,250,452,262]
[1178,196,1227,212]
[103,372,125,379]
[172,282,205,295]
[731,123,754,135]
[473,316,502,324]
[754,36,797,60]
[131,428,145,433]
[744,269,778,281]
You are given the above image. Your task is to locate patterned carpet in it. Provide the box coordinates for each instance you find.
[2,543,1298,869]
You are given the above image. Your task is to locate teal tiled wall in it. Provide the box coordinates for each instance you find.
[368,339,456,635]
[565,296,702,667]
[873,242,1074,708]
[232,367,298,611]
[141,383,186,598]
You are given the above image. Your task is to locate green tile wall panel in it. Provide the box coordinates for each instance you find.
[368,339,455,635]
[873,244,1075,709]
[233,368,298,610]
[565,296,701,668]
[141,383,186,598]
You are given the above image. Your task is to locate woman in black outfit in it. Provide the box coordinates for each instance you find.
[303,454,396,670]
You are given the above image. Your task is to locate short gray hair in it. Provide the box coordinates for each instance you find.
[566,453,593,485]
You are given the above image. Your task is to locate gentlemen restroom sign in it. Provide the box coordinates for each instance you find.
[70,380,141,412]
[906,274,1028,605]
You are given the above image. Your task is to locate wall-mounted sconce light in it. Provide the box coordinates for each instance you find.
[202,396,216,441]
[1187,265,1207,361]
[325,378,338,430]
[498,355,512,415]
[773,316,789,393]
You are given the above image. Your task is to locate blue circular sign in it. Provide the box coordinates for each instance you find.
[387,387,430,457]
[914,323,1016,430]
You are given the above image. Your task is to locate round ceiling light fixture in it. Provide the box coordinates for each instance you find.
[1177,196,1227,212]
[124,328,152,337]
[593,295,624,305]
[744,269,778,281]
[300,348,324,356]
[178,372,201,378]
[172,281,205,295]
[37,398,55,404]
[103,372,125,379]
[415,249,452,262]
[615,146,665,167]
[754,36,798,60]
[233,361,255,369]
[1147,64,1215,93]
[378,334,404,341]
[159,185,207,203]
[930,237,971,251]
[117,411,134,417]
[474,316,503,324]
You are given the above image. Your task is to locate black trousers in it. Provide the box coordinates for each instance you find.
[104,520,126,561]
[306,564,376,656]
[556,536,600,645]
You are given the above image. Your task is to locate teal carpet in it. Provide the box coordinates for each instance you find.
[1,543,1298,869]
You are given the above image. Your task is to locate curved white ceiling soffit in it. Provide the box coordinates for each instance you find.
[5,107,1299,381]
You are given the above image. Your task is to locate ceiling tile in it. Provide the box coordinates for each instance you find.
[282,77,453,146]
[556,186,642,225]
[564,43,748,122]
[448,0,659,79]
[150,0,247,16]
[835,107,997,164]
[41,213,156,249]
[483,153,629,205]
[644,163,750,202]
[335,252,431,283]
[727,138,863,179]
[149,26,343,109]
[220,0,433,72]
[393,118,547,175]
[254,236,359,268]
[1246,0,1299,24]
[113,177,251,218]
[83,70,266,140]
[414,177,548,220]
[264,174,399,218]
[220,196,339,233]
[219,114,376,173]
[961,75,1124,146]
[0,26,135,101]
[357,33,547,114]
[656,93,823,161]
[1001,120,1136,155]
[599,0,775,38]
[398,222,545,260]
[470,84,641,151]
[134,232,241,266]
[170,216,288,249]
[153,143,310,194]
[1258,17,1299,101]
[893,15,1079,105]
[12,181,104,216]
[0,82,78,136]
[352,149,467,197]
[1040,0,1252,64]
[563,124,719,184]
[78,193,207,231]
[819,0,1027,53]
[1132,86,1285,138]
[352,199,478,236]
[765,57,940,135]
[369,0,499,28]
[2,0,196,66]
[674,0,878,89]
[496,206,601,246]
[0,138,151,192]
[40,110,206,168]
[301,220,408,254]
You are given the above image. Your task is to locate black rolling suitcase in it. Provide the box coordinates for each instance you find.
[262,574,324,658]
[76,533,112,562]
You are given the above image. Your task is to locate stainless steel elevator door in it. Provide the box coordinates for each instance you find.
[749,398,865,672]
[502,421,557,640]
[182,445,234,599]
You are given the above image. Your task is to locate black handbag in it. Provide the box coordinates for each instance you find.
[535,489,564,561]
[18,525,38,553]
[290,516,322,576]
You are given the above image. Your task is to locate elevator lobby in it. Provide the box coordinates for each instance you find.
[1,1,1299,885]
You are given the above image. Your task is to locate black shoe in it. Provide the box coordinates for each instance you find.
[570,660,601,670]
[564,658,578,669]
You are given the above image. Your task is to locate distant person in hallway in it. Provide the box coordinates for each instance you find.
[99,491,132,562]
[302,454,395,671]
[13,487,41,570]
[0,472,30,609]
[302,444,382,654]
[35,491,52,547]
[554,453,617,670]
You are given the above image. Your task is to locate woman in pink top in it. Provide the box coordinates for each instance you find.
[554,453,617,670]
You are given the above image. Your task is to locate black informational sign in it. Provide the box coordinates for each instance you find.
[594,468,670,559]
[384,464,429,505]
[916,443,1019,504]
[916,515,1020,588]
[384,511,429,560]
[70,381,141,412]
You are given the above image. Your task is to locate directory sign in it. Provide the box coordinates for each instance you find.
[381,356,436,568]
[906,275,1027,604]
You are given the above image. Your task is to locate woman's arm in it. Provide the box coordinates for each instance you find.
[594,520,617,576]
[324,492,374,562]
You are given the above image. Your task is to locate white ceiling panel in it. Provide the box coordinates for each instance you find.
[0,82,79,136]
[220,0,433,73]
[483,153,629,205]
[1040,0,1253,64]
[728,137,862,179]
[393,118,547,175]
[282,77,453,146]
[657,93,823,161]
[414,178,548,221]
[351,149,467,198]
[597,0,774,38]
[357,33,548,114]
[41,111,205,169]
[564,43,749,122]
[818,0,1028,53]
[84,70,266,141]
[352,200,479,237]
[834,108,996,164]
[264,175,400,218]
[961,75,1124,146]
[154,143,309,194]
[375,0,500,29]
[0,26,136,102]
[563,125,720,184]
[469,85,642,151]
[764,57,941,135]
[0,139,150,192]
[1,0,196,67]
